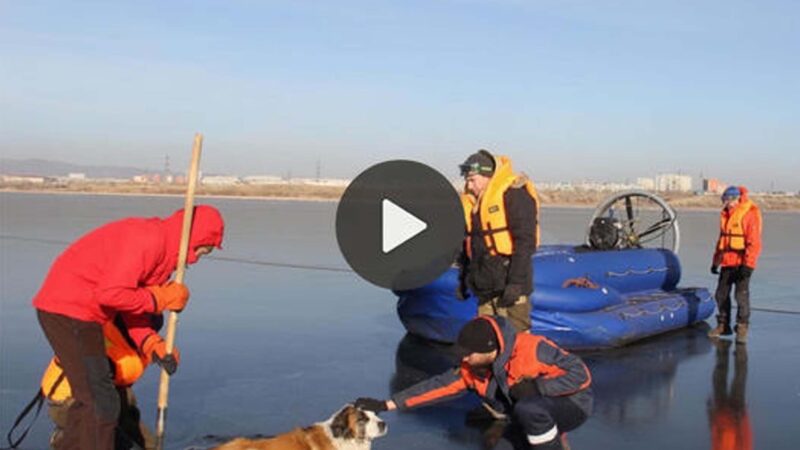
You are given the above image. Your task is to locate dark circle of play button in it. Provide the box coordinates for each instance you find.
[336,160,465,291]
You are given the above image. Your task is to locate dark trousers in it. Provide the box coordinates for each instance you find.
[37,310,120,450]
[49,387,154,450]
[714,267,752,326]
[485,395,588,450]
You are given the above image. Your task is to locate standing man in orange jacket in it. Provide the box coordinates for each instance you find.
[708,186,762,343]
[32,205,224,450]
[458,150,540,332]
[354,316,592,449]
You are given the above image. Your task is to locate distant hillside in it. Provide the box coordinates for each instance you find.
[0,158,154,178]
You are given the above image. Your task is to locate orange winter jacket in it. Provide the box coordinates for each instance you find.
[713,188,762,269]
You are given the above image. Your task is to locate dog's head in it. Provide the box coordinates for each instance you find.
[328,404,387,442]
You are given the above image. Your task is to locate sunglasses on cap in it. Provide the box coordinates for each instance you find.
[459,162,494,177]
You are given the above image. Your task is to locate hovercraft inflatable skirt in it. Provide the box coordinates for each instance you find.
[396,245,715,350]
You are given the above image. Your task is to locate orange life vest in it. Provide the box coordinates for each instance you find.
[462,155,540,257]
[717,199,755,252]
[40,321,146,402]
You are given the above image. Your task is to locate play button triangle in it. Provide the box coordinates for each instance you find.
[335,160,464,290]
[382,199,428,253]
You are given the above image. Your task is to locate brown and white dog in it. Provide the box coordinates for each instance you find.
[211,404,387,450]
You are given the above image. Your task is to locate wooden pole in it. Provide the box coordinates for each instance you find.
[154,133,203,450]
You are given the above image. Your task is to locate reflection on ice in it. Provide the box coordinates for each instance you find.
[581,323,711,426]
[707,340,751,450]
[391,324,714,448]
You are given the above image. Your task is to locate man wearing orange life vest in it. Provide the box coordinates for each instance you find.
[457,150,540,332]
[708,186,762,343]
[32,205,224,450]
[42,314,174,450]
[354,316,592,450]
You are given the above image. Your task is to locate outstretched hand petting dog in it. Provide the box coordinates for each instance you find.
[354,397,393,413]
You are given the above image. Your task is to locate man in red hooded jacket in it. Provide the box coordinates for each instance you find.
[708,186,762,343]
[32,205,224,450]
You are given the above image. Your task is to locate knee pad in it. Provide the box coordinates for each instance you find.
[512,399,555,435]
[84,356,121,422]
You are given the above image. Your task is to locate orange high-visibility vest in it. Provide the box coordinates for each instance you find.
[462,155,540,257]
[40,321,146,402]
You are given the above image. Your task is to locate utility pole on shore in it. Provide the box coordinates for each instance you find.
[164,154,173,184]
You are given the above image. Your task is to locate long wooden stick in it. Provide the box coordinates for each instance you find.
[154,133,203,450]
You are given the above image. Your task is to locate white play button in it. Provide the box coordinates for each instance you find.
[336,160,464,290]
[382,199,428,253]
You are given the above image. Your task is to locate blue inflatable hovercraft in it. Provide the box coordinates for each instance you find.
[396,191,715,350]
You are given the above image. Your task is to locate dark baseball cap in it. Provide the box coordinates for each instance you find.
[455,318,499,356]
[459,150,495,177]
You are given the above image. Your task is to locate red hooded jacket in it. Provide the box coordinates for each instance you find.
[33,206,224,330]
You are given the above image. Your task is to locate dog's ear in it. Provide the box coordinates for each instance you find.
[330,405,356,439]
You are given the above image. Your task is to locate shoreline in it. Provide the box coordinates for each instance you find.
[2,186,799,212]
[0,187,340,203]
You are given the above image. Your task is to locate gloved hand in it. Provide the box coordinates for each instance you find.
[509,379,541,401]
[142,335,180,375]
[454,268,470,301]
[354,397,388,413]
[455,280,470,301]
[739,265,754,277]
[498,284,523,308]
[710,265,719,275]
[147,282,189,313]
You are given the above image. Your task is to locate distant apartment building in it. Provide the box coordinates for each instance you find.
[536,181,575,191]
[67,172,87,180]
[655,174,692,192]
[201,175,241,186]
[636,177,655,190]
[1,174,46,184]
[132,173,163,184]
[702,178,726,194]
[291,177,350,187]
[242,175,285,185]
[90,177,130,184]
[537,181,638,192]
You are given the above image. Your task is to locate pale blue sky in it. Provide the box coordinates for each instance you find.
[1,0,798,190]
